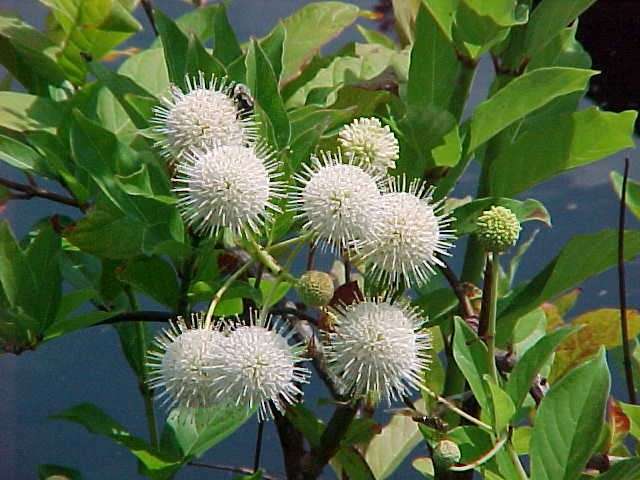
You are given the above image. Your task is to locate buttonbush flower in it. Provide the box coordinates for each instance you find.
[291,151,383,251]
[338,117,399,172]
[174,143,283,237]
[326,300,431,403]
[147,313,227,409]
[152,72,257,160]
[212,312,310,421]
[359,177,454,288]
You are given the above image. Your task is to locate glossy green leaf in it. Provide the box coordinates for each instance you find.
[356,25,395,49]
[0,92,63,132]
[213,3,242,65]
[452,317,491,414]
[490,108,637,196]
[117,257,179,309]
[505,327,574,409]
[497,230,640,346]
[245,39,290,149]
[186,33,227,80]
[362,401,426,479]
[41,0,141,84]
[408,4,460,110]
[525,0,597,57]
[280,2,360,81]
[119,48,170,98]
[530,348,610,480]
[596,458,640,480]
[155,9,189,88]
[527,23,591,71]
[162,404,255,459]
[611,171,640,221]
[0,14,67,94]
[52,403,179,479]
[0,134,51,175]
[173,4,219,44]
[446,425,493,464]
[89,61,157,129]
[260,23,286,81]
[468,67,596,152]
[484,376,515,433]
[453,197,550,236]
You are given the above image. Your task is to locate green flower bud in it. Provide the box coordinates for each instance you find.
[433,439,461,469]
[476,206,521,253]
[296,271,334,307]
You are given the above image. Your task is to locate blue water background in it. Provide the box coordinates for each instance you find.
[0,1,638,479]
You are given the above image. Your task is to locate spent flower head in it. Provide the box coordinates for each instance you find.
[174,143,283,237]
[476,205,521,253]
[359,177,454,288]
[338,117,399,172]
[212,311,310,421]
[291,151,383,251]
[147,313,227,409]
[152,72,257,160]
[327,300,431,404]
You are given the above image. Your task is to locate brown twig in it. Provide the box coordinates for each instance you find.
[0,176,87,210]
[189,462,281,480]
[438,261,478,326]
[619,157,636,404]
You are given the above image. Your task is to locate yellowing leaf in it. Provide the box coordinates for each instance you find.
[550,308,640,382]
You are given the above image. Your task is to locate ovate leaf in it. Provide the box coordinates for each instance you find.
[468,67,596,152]
[530,349,610,480]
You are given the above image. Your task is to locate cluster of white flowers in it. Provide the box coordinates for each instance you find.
[149,72,455,416]
[148,312,310,421]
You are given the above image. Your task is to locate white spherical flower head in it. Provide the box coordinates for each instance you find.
[213,313,310,421]
[147,314,227,409]
[174,144,283,236]
[338,117,399,172]
[152,72,257,160]
[291,151,383,251]
[359,177,454,287]
[327,300,431,403]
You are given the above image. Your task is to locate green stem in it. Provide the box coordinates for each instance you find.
[204,260,253,327]
[268,233,313,254]
[507,443,529,480]
[125,287,159,448]
[485,252,500,382]
[249,238,296,283]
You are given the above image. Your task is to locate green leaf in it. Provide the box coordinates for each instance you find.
[173,4,220,44]
[89,61,157,129]
[280,2,360,81]
[497,230,640,346]
[119,48,169,98]
[490,108,637,196]
[362,404,427,479]
[527,23,591,71]
[452,317,491,414]
[505,327,574,409]
[468,67,596,152]
[611,171,640,221]
[155,9,189,88]
[44,310,113,340]
[408,4,460,111]
[0,92,63,132]
[529,348,610,480]
[0,13,67,94]
[454,0,527,54]
[38,464,82,480]
[525,0,597,57]
[52,403,179,478]
[245,39,290,149]
[117,256,179,309]
[260,23,286,82]
[0,134,51,175]
[595,459,640,480]
[392,0,421,45]
[162,404,255,460]
[41,0,141,84]
[446,425,494,464]
[213,3,242,65]
[356,25,395,49]
[186,33,227,80]
[484,375,515,433]
[453,197,550,236]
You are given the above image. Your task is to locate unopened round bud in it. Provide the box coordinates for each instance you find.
[476,206,520,253]
[433,439,461,469]
[296,271,334,307]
